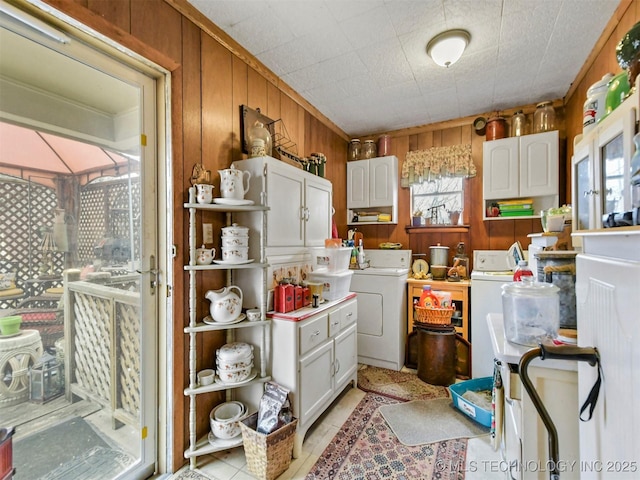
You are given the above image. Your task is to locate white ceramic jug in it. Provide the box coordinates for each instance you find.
[195,245,215,265]
[206,286,243,323]
[195,184,214,204]
[219,165,251,200]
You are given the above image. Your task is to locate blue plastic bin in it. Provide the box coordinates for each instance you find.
[448,376,493,427]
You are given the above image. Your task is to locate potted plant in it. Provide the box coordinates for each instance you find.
[412,210,424,227]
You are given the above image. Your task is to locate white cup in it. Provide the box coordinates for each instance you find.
[197,368,215,386]
[246,308,261,322]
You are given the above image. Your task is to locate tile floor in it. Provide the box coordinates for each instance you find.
[170,371,502,480]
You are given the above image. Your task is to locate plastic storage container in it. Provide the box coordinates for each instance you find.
[310,247,352,273]
[449,377,493,427]
[502,281,559,346]
[305,270,353,301]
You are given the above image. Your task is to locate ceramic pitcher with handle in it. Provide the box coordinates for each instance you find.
[206,286,243,323]
[219,165,251,200]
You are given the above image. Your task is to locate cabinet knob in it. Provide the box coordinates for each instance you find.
[331,321,340,327]
[311,330,320,337]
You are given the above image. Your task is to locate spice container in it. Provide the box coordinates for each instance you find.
[348,139,361,161]
[362,140,377,159]
[533,101,556,133]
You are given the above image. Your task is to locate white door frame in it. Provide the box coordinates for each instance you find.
[1,0,174,475]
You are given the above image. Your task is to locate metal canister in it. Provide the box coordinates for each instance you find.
[486,116,507,141]
[534,251,577,329]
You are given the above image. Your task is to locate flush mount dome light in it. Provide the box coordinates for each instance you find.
[427,29,471,67]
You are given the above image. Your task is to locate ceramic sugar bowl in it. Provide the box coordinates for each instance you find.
[195,245,215,265]
[205,286,243,323]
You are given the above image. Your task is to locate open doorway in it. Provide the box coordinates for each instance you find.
[0,4,169,478]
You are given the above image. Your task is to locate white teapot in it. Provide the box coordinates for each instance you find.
[195,245,215,265]
[219,165,251,200]
[206,286,243,323]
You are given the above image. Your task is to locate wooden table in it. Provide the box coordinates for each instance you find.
[406,278,470,341]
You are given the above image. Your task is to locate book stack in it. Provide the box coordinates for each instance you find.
[497,199,534,217]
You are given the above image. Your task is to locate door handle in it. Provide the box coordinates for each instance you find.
[136,254,158,295]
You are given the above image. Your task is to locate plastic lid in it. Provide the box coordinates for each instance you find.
[502,281,559,296]
[422,285,432,291]
[517,260,528,266]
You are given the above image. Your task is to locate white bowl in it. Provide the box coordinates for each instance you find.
[246,308,261,322]
[197,368,215,386]
[221,247,249,262]
[216,353,253,371]
[221,236,249,247]
[216,365,252,383]
[212,401,245,422]
[209,404,245,439]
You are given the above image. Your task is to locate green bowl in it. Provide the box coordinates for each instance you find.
[0,315,22,336]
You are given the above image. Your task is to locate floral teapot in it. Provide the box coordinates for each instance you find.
[206,286,243,323]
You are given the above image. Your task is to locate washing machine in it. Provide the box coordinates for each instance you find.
[351,249,411,371]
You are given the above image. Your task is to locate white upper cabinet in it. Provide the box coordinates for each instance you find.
[483,130,559,219]
[233,156,332,250]
[347,155,398,224]
[572,88,637,236]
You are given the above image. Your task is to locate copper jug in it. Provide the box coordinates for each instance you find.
[486,116,507,141]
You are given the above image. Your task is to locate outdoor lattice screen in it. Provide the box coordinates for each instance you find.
[0,175,140,309]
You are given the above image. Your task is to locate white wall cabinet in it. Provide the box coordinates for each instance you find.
[347,155,398,225]
[270,296,358,458]
[571,89,637,239]
[483,130,559,219]
[182,187,271,469]
[233,156,332,253]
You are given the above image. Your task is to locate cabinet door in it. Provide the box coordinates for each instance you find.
[266,162,304,247]
[483,137,519,199]
[519,130,558,197]
[369,156,397,207]
[334,323,357,390]
[572,137,596,231]
[304,176,332,246]
[299,341,334,422]
[347,160,369,208]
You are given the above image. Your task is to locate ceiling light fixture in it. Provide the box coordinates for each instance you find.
[426,29,470,68]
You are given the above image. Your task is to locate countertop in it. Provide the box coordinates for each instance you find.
[267,292,357,322]
[488,313,577,371]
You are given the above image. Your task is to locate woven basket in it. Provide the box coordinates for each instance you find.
[414,305,454,325]
[240,413,298,480]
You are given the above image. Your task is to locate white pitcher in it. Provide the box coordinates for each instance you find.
[205,286,243,323]
[219,165,251,200]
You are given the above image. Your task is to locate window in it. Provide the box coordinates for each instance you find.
[411,177,463,225]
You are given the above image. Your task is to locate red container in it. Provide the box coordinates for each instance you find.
[0,427,14,480]
[302,286,311,306]
[486,116,506,141]
[294,285,303,310]
[274,284,286,313]
[284,284,295,313]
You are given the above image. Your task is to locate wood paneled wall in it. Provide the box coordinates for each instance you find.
[37,0,640,472]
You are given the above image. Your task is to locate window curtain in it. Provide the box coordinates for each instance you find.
[401,144,476,187]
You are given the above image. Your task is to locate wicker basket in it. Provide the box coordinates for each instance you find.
[240,413,298,480]
[414,305,454,325]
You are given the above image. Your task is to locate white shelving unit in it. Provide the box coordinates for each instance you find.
[183,187,271,469]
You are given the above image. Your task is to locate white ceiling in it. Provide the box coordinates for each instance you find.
[188,0,622,136]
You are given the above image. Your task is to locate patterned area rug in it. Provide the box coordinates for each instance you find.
[357,365,450,401]
[305,392,467,479]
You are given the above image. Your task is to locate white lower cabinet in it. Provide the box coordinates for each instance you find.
[271,296,358,457]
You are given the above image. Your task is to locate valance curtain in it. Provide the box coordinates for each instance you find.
[401,144,476,187]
